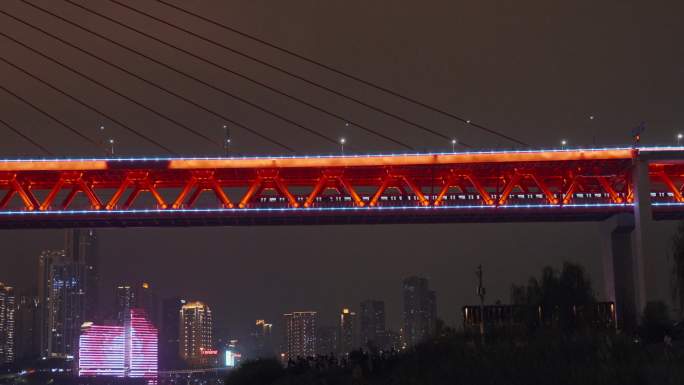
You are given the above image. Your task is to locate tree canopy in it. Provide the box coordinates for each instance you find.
[511,262,596,331]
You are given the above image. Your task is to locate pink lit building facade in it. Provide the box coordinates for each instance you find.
[79,308,157,381]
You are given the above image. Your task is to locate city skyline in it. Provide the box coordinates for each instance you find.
[0,227,450,368]
[4,235,449,336]
[3,227,621,374]
[1,223,674,339]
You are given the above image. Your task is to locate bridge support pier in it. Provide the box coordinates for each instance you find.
[601,213,637,330]
[601,159,659,330]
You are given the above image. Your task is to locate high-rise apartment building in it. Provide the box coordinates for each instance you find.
[338,308,357,354]
[252,319,273,358]
[37,249,62,357]
[179,301,212,365]
[160,298,184,369]
[402,276,437,347]
[360,300,386,348]
[283,311,316,360]
[114,284,136,325]
[66,229,99,323]
[14,289,40,360]
[36,230,99,358]
[0,283,15,364]
[48,260,88,357]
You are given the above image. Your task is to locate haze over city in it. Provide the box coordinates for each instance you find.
[0,0,682,384]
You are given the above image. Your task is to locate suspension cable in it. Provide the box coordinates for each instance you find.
[0,50,177,154]
[150,0,528,146]
[106,0,457,147]
[0,84,97,147]
[1,17,219,150]
[1,9,296,153]
[0,116,54,155]
[46,0,417,150]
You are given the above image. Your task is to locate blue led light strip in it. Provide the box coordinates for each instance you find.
[652,202,684,207]
[0,202,632,216]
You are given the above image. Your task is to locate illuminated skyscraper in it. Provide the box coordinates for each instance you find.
[79,324,125,377]
[402,276,437,347]
[66,229,99,323]
[284,311,316,360]
[360,300,386,348]
[127,308,158,379]
[254,319,272,339]
[37,249,63,357]
[48,258,87,357]
[0,283,15,363]
[338,308,357,354]
[252,319,273,358]
[114,284,136,325]
[79,308,158,381]
[37,230,99,359]
[179,301,213,365]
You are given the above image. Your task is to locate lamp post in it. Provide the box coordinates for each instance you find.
[340,121,351,155]
[223,125,231,156]
[451,139,457,152]
[561,139,567,150]
[98,125,116,156]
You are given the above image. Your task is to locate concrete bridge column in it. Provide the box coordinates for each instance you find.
[600,213,637,330]
[631,158,660,314]
[601,159,659,329]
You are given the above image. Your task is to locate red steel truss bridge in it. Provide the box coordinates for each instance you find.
[1,146,683,228]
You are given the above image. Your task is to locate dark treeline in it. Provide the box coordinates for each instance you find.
[225,262,683,385]
[225,332,683,385]
[510,262,597,332]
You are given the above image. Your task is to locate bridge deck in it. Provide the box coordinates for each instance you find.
[1,147,683,228]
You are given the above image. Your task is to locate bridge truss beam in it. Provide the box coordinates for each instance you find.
[0,148,682,227]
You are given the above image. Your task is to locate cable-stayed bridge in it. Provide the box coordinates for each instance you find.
[1,1,680,329]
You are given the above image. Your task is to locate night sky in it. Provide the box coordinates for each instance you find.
[0,0,682,337]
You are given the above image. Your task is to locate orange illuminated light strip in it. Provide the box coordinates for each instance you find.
[0,161,108,172]
[0,149,634,172]
[169,149,635,169]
